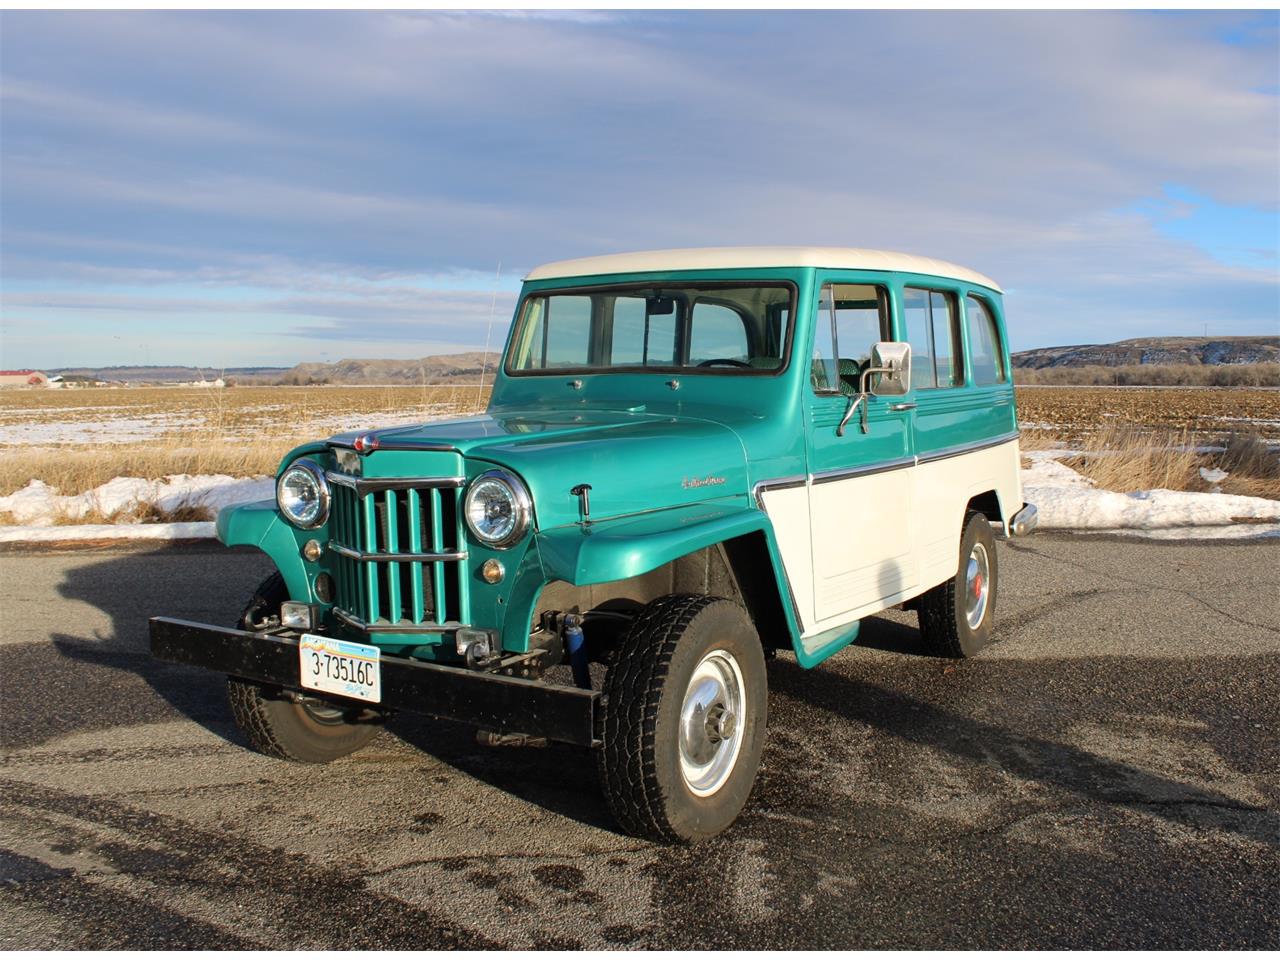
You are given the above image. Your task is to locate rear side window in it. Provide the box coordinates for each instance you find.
[965,295,1007,385]
[903,287,962,389]
[812,283,889,395]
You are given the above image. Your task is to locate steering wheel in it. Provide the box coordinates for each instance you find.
[696,358,752,368]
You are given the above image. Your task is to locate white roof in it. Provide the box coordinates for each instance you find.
[525,246,1002,292]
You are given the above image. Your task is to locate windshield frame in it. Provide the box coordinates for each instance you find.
[502,279,799,379]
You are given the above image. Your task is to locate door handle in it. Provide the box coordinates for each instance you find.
[889,402,917,411]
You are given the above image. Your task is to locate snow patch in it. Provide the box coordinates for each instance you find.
[0,414,204,446]
[1023,453,1280,535]
[0,474,273,526]
[0,522,216,543]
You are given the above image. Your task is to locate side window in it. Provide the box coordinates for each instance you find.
[812,283,888,394]
[965,295,1007,385]
[812,286,838,392]
[688,302,749,365]
[903,288,935,390]
[515,295,592,369]
[903,287,961,389]
[930,291,961,387]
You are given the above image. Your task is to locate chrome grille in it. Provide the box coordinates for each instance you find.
[326,473,468,630]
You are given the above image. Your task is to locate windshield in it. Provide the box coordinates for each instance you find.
[506,283,794,374]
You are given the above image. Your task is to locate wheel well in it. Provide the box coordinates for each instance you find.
[533,532,791,653]
[966,490,1004,524]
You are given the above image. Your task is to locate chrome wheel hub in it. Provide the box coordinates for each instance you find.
[678,649,746,797]
[965,542,991,630]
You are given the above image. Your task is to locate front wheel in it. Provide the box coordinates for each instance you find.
[917,510,1000,658]
[227,572,379,763]
[598,595,768,843]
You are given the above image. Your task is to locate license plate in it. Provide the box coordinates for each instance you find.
[298,634,381,703]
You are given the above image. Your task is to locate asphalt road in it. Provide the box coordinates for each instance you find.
[2,535,1277,948]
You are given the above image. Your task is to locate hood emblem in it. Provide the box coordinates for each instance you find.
[682,475,726,490]
[352,433,381,453]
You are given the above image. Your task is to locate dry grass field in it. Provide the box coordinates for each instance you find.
[0,385,490,498]
[1015,385,1280,442]
[1016,386,1280,501]
[1,384,1277,515]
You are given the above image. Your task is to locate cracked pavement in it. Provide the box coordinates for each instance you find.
[1,535,1277,948]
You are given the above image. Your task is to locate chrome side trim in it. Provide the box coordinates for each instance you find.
[750,474,807,508]
[748,475,808,634]
[325,471,466,495]
[916,430,1020,466]
[328,542,468,563]
[811,455,915,486]
[332,606,465,634]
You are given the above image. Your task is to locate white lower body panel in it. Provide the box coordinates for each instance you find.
[758,436,1023,641]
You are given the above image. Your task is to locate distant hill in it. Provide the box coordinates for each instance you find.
[279,351,491,385]
[45,354,491,385]
[49,365,290,382]
[1012,336,1279,369]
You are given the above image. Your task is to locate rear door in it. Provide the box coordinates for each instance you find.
[901,284,984,587]
[805,277,918,629]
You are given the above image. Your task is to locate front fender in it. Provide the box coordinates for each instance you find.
[535,500,770,586]
[529,500,803,653]
[216,500,313,602]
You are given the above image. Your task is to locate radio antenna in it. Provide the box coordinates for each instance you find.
[476,260,502,413]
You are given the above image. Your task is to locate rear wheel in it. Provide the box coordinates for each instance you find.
[227,573,379,763]
[917,510,1000,658]
[598,594,768,843]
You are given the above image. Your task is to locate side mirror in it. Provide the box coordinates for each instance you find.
[837,341,913,437]
[868,341,911,397]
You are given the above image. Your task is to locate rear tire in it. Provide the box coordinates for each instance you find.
[917,510,1000,658]
[598,594,767,843]
[227,573,379,763]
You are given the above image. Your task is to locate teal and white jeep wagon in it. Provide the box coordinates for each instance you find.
[152,246,1037,842]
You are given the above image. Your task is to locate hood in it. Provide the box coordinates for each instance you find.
[332,408,750,527]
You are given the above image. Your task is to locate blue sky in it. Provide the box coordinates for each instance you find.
[2,9,1277,369]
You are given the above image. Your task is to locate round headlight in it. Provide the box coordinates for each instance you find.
[276,459,330,529]
[464,469,531,549]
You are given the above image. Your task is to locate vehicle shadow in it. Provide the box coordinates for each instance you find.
[31,544,616,829]
[766,656,1278,845]
[386,713,615,831]
[19,544,275,752]
[850,612,935,657]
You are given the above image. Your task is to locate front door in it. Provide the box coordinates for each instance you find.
[806,279,918,629]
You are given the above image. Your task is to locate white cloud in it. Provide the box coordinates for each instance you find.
[1,9,1275,365]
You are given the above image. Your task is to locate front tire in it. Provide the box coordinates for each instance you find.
[917,510,1000,658]
[227,572,379,763]
[598,595,767,843]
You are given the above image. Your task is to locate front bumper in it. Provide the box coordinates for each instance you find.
[149,617,599,746]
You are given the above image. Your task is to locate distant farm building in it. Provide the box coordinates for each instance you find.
[0,370,50,388]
